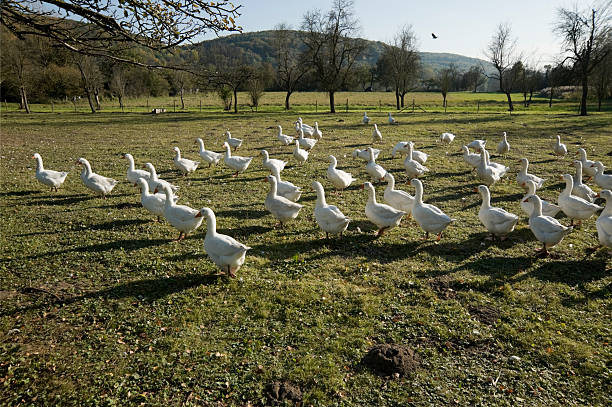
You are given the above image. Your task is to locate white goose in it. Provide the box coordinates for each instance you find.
[460,145,481,169]
[121,153,149,185]
[276,125,294,146]
[388,112,397,125]
[297,129,317,150]
[312,181,351,238]
[403,141,429,178]
[595,190,612,252]
[313,122,323,140]
[524,195,573,257]
[225,131,243,150]
[362,112,370,124]
[411,179,454,240]
[195,207,251,277]
[517,158,545,190]
[520,180,561,217]
[383,173,414,216]
[391,142,428,164]
[486,150,509,177]
[222,142,253,176]
[32,153,68,191]
[173,147,199,175]
[264,175,303,224]
[352,148,380,162]
[372,124,382,143]
[144,162,179,193]
[365,147,387,182]
[558,174,603,226]
[496,132,510,156]
[155,184,202,240]
[593,162,612,190]
[136,177,178,222]
[362,182,405,236]
[476,184,518,239]
[440,132,455,144]
[552,135,567,157]
[271,166,301,202]
[570,160,596,202]
[293,140,309,165]
[467,139,486,152]
[576,148,597,177]
[195,138,222,167]
[260,150,287,174]
[476,150,502,186]
[295,117,314,136]
[76,158,118,198]
[327,155,355,191]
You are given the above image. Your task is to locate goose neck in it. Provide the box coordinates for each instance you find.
[174,149,181,160]
[315,184,327,207]
[413,182,424,204]
[206,212,217,235]
[530,197,543,217]
[35,156,43,171]
[196,139,205,152]
[480,188,491,208]
[562,177,573,195]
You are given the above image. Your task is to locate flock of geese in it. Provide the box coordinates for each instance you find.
[31,115,612,276]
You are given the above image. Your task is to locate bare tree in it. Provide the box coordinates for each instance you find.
[485,23,522,111]
[247,77,265,111]
[110,66,128,109]
[434,64,458,109]
[273,24,310,110]
[463,65,487,93]
[302,0,366,113]
[2,34,33,113]
[75,55,103,113]
[590,49,612,111]
[169,70,193,110]
[555,3,612,115]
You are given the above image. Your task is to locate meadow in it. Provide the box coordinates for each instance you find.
[1,92,611,406]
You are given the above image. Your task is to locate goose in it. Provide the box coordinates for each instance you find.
[570,160,596,202]
[173,147,199,175]
[520,180,561,217]
[391,142,428,164]
[295,117,314,136]
[440,132,456,144]
[271,166,301,202]
[362,112,370,124]
[293,140,309,165]
[592,162,612,190]
[312,181,351,238]
[260,150,287,174]
[362,182,405,236]
[365,147,387,182]
[558,174,603,226]
[467,139,486,152]
[403,141,430,178]
[264,175,303,225]
[144,162,179,193]
[327,155,356,191]
[121,153,149,185]
[496,132,510,156]
[352,148,380,162]
[475,184,518,239]
[523,195,573,257]
[595,190,612,251]
[486,150,509,177]
[312,122,323,140]
[372,124,382,143]
[411,178,454,240]
[388,112,397,125]
[155,184,202,240]
[460,145,481,169]
[476,150,502,186]
[225,131,243,150]
[136,177,178,222]
[552,135,567,157]
[383,173,414,216]
[195,207,251,277]
[276,125,294,145]
[76,158,118,198]
[31,153,68,191]
[195,138,222,167]
[517,158,545,190]
[222,142,253,177]
[297,129,317,150]
[576,148,597,178]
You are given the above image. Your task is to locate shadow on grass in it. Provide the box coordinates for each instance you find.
[25,194,96,206]
[215,208,268,220]
[0,190,39,197]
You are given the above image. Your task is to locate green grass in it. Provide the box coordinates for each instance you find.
[1,94,611,406]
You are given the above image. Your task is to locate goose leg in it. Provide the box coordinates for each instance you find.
[233,172,238,177]
[436,232,443,241]
[376,227,388,237]
[229,267,237,278]
[423,231,429,240]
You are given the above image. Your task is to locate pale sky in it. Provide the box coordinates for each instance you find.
[211,0,584,67]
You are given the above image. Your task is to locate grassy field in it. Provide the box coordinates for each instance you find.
[1,94,611,406]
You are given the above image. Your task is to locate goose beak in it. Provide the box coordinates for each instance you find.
[195,212,202,218]
[360,184,365,190]
[595,193,600,198]
[522,198,529,203]
[153,187,158,194]
[31,155,35,159]
[472,187,478,193]
[558,175,564,181]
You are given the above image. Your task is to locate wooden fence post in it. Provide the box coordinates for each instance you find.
[199,100,202,112]
[412,98,415,113]
[146,97,149,110]
[346,98,349,113]
[379,100,381,112]
[173,100,176,112]
[315,100,318,113]
[51,101,54,113]
[477,100,480,113]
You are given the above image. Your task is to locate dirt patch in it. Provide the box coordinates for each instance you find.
[265,381,302,405]
[0,290,18,300]
[116,202,141,209]
[429,276,459,300]
[362,344,421,377]
[468,304,500,325]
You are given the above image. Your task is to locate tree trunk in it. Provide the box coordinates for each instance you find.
[118,94,124,109]
[505,92,514,111]
[20,87,31,114]
[549,86,554,107]
[400,93,405,108]
[94,89,101,110]
[527,90,533,107]
[580,72,588,116]
[233,88,238,113]
[329,91,335,113]
[180,88,185,109]
[85,89,96,113]
[19,88,25,110]
[442,93,447,108]
[598,96,602,112]
[395,88,400,110]
[285,91,292,110]
[523,92,527,107]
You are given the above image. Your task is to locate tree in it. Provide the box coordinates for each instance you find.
[554,3,612,115]
[75,55,103,113]
[463,65,487,93]
[110,66,128,109]
[273,24,310,110]
[1,32,35,112]
[247,77,265,111]
[1,1,242,68]
[169,70,193,110]
[302,0,366,113]
[434,64,458,109]
[485,23,522,111]
[590,49,612,111]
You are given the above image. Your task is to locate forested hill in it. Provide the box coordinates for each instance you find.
[189,30,493,74]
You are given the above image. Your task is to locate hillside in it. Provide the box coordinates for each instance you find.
[190,30,494,74]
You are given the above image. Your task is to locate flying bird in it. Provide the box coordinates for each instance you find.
[432,33,438,39]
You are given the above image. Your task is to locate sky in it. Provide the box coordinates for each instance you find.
[210,0,584,67]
